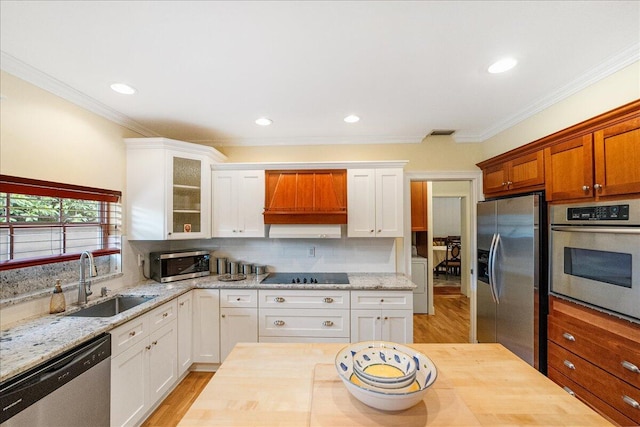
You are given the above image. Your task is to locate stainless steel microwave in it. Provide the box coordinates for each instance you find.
[149,250,210,283]
[550,199,640,322]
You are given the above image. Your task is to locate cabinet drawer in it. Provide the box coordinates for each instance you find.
[258,336,350,343]
[111,315,149,357]
[548,366,636,427]
[259,290,350,309]
[351,291,413,310]
[259,308,349,338]
[220,289,258,308]
[549,315,640,389]
[548,341,640,424]
[148,299,177,332]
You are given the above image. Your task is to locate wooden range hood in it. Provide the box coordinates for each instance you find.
[263,170,347,224]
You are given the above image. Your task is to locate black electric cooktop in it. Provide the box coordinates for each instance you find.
[260,272,350,285]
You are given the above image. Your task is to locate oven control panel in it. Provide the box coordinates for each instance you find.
[567,204,629,220]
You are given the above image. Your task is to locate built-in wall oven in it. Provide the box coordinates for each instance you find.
[550,198,640,322]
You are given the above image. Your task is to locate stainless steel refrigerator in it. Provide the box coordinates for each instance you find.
[476,193,547,373]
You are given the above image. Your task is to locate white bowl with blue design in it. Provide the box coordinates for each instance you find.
[352,347,416,388]
[335,341,438,411]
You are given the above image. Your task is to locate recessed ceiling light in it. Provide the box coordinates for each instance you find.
[110,83,136,95]
[255,117,272,126]
[488,57,518,74]
[344,115,360,123]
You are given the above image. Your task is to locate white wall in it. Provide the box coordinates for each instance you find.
[432,197,461,238]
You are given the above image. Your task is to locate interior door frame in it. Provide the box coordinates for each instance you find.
[403,170,483,344]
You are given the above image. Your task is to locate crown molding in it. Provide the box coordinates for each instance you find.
[211,160,409,170]
[453,43,640,143]
[1,51,158,137]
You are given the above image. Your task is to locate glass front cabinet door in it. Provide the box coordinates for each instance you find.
[170,155,207,238]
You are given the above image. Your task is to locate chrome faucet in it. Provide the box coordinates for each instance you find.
[78,251,97,305]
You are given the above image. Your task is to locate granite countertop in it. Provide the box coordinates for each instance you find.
[0,273,415,382]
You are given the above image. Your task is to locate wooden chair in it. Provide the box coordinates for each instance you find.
[443,238,461,277]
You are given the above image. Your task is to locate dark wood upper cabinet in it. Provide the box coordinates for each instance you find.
[410,181,427,232]
[263,170,347,224]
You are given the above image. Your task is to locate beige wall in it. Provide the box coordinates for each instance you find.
[482,62,639,159]
[215,136,486,172]
[0,71,143,190]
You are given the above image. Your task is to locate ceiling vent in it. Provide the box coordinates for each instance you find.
[429,130,456,136]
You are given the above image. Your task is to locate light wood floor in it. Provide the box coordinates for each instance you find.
[142,285,470,426]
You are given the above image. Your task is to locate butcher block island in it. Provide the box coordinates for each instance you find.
[179,343,611,426]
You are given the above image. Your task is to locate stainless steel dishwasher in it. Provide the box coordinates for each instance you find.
[0,333,111,427]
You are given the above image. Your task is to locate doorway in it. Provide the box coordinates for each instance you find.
[404,171,481,344]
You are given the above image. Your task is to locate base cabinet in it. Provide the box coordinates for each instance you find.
[220,289,258,361]
[192,289,221,363]
[547,296,640,426]
[177,291,193,377]
[350,291,413,343]
[110,300,178,427]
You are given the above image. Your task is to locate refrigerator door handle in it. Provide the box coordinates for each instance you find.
[490,233,501,304]
[488,233,498,303]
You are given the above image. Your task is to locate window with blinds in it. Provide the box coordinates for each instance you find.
[0,175,122,270]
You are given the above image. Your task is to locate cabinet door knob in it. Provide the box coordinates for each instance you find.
[563,360,576,370]
[239,230,243,233]
[163,312,168,317]
[594,183,602,190]
[370,229,375,233]
[622,360,640,374]
[221,314,226,318]
[383,316,388,320]
[501,182,507,186]
[237,297,241,301]
[562,332,575,342]
[582,185,590,191]
[323,297,334,303]
[274,320,285,326]
[146,345,152,350]
[563,386,575,397]
[380,299,384,303]
[377,229,382,233]
[507,181,513,186]
[623,395,639,409]
[376,316,381,320]
[274,297,285,303]
[179,302,185,306]
[322,320,334,327]
[129,331,136,337]
[152,340,158,346]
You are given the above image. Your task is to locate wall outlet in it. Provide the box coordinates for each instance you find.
[137,253,143,266]
[308,247,315,257]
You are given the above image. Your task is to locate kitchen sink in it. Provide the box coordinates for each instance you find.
[67,295,157,317]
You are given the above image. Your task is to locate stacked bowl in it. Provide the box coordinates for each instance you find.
[335,341,437,411]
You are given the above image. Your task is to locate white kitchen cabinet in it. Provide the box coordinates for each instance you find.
[192,289,220,363]
[347,168,404,237]
[111,339,147,427]
[177,291,193,377]
[411,257,428,314]
[258,290,350,342]
[110,299,178,427]
[350,291,413,343]
[220,289,258,361]
[125,137,225,240]
[212,169,265,237]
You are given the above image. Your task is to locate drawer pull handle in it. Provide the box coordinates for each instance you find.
[146,345,151,350]
[179,302,185,306]
[152,340,158,346]
[129,331,136,337]
[623,395,639,409]
[622,360,640,374]
[274,297,285,303]
[162,312,168,317]
[563,360,576,370]
[274,320,285,326]
[563,386,575,397]
[562,332,575,342]
[323,297,334,303]
[236,297,241,301]
[323,320,334,327]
